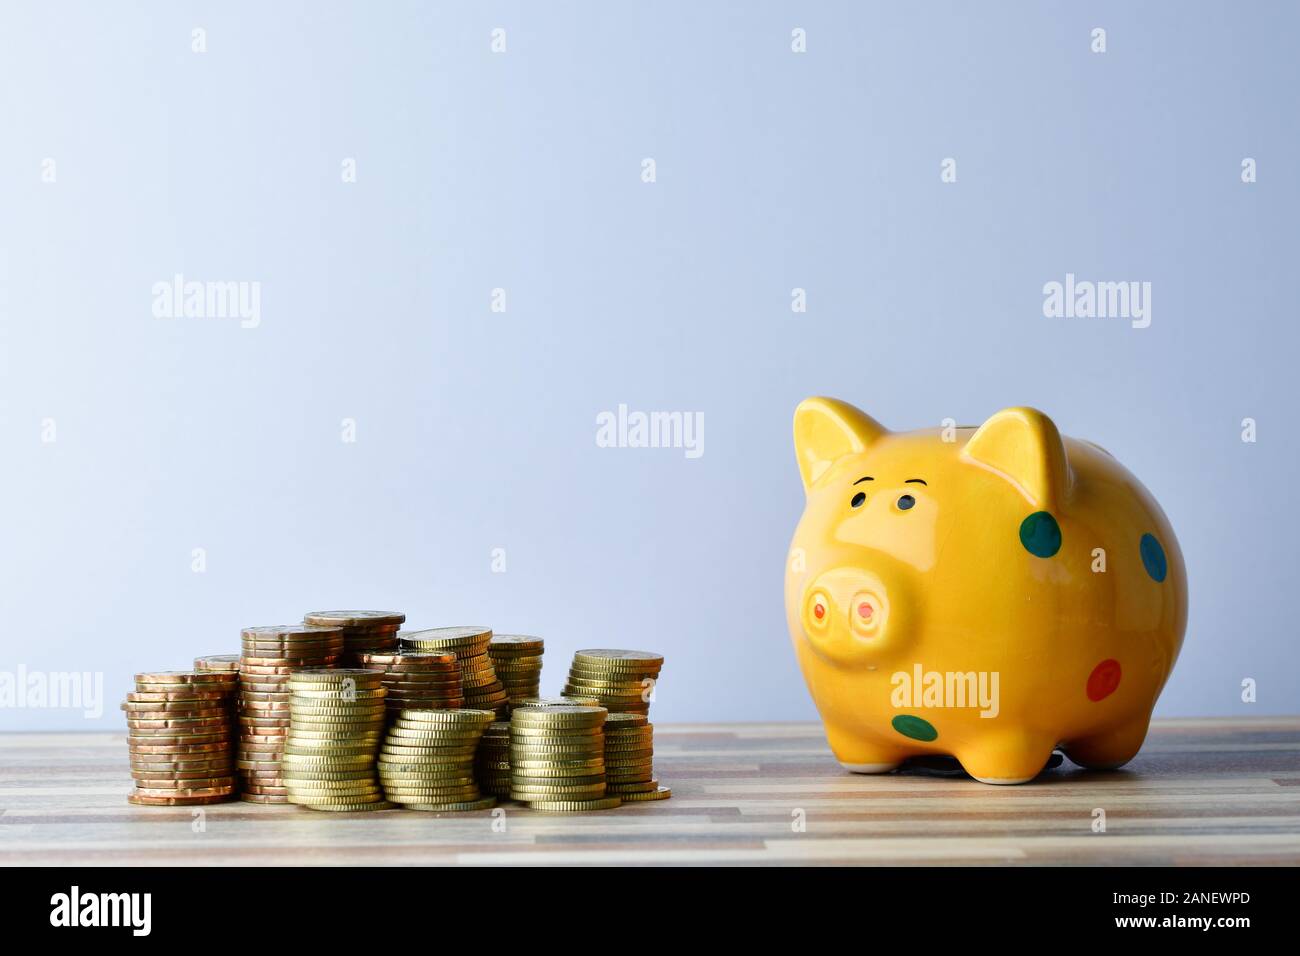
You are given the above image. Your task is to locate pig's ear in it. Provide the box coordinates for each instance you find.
[962,407,1072,508]
[793,397,887,492]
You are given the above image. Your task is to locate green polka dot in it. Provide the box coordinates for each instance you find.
[891,714,938,742]
[1140,533,1167,582]
[1019,511,1062,558]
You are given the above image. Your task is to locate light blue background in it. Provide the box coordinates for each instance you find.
[2,1,1296,730]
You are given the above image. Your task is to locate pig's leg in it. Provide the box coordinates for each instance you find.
[954,730,1057,785]
[825,726,906,773]
[1061,717,1150,770]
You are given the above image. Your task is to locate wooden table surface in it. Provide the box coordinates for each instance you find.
[2,717,1298,866]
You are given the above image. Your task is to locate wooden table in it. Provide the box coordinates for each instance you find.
[2,717,1297,865]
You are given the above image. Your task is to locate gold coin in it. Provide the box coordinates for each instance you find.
[402,797,496,812]
[563,680,649,695]
[281,755,374,767]
[508,771,607,785]
[508,728,603,742]
[377,764,478,780]
[489,634,544,651]
[287,688,385,698]
[605,755,655,766]
[526,796,622,812]
[617,785,671,801]
[290,666,385,680]
[509,786,607,799]
[572,647,663,664]
[395,707,494,722]
[287,796,384,807]
[510,750,603,762]
[511,703,606,719]
[397,626,492,648]
[380,782,480,794]
[275,768,374,781]
[283,781,382,794]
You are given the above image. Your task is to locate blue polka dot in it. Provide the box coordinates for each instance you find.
[1019,511,1061,558]
[1140,533,1167,582]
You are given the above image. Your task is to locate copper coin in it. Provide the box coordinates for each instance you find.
[128,792,234,806]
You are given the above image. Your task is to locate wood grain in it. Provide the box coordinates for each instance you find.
[2,717,1297,866]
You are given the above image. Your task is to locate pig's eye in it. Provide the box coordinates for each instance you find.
[851,492,866,508]
[896,494,915,511]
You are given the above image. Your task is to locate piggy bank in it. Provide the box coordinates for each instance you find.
[785,398,1187,784]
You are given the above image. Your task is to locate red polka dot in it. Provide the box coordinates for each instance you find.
[1087,659,1122,701]
[813,603,825,620]
[857,602,873,619]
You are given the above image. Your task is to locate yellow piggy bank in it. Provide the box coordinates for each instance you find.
[785,398,1187,784]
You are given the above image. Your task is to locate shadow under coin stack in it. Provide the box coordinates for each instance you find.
[194,654,241,675]
[487,635,544,712]
[378,708,496,811]
[474,721,512,797]
[282,668,391,811]
[359,650,464,720]
[563,649,663,716]
[399,627,507,717]
[124,671,238,806]
[509,703,621,812]
[602,712,671,802]
[237,624,344,803]
[304,610,404,667]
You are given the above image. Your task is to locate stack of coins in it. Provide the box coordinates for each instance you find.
[602,712,671,801]
[282,668,391,812]
[358,650,464,719]
[303,610,404,666]
[238,624,344,803]
[378,709,496,811]
[509,703,621,811]
[194,654,241,675]
[474,721,512,797]
[398,627,507,717]
[124,671,238,806]
[563,649,663,716]
[487,635,544,711]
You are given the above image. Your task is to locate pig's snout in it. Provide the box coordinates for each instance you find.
[801,567,900,665]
